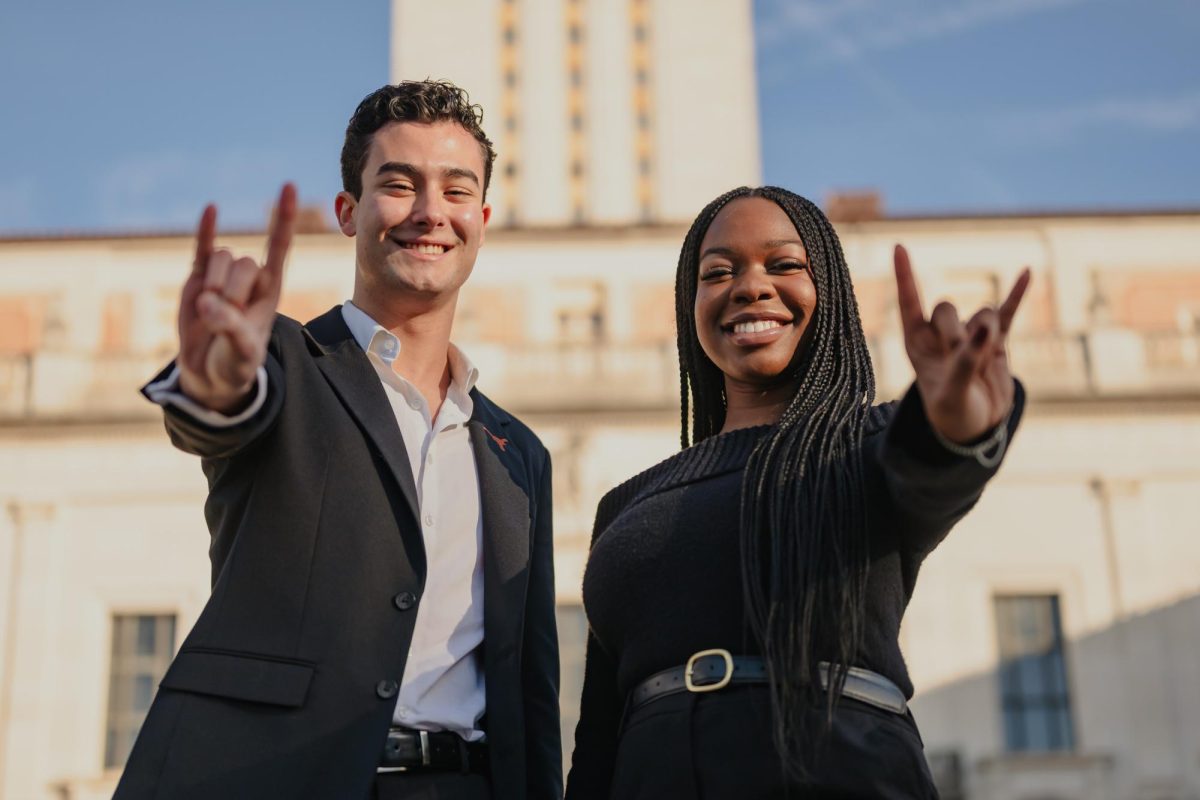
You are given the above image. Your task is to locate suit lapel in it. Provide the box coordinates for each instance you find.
[303,308,422,530]
[469,394,533,666]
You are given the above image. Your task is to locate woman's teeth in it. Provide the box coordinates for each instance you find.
[732,320,784,334]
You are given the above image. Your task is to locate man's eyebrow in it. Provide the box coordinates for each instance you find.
[374,162,480,187]
[376,162,420,178]
[443,167,480,186]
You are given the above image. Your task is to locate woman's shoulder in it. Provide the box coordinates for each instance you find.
[866,399,900,435]
[592,425,771,537]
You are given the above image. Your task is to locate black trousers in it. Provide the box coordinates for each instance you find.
[372,771,491,800]
[608,685,938,799]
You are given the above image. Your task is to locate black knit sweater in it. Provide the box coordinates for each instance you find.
[566,382,1024,798]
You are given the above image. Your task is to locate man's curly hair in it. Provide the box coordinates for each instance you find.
[340,80,497,200]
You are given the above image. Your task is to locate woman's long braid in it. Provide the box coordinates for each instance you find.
[674,187,877,779]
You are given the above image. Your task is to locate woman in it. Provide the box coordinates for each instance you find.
[566,187,1029,798]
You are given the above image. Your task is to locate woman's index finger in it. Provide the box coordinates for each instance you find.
[893,243,927,335]
[998,268,1032,333]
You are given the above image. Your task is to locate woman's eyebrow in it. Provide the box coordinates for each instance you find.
[699,246,738,260]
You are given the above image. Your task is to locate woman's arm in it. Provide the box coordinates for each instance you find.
[871,245,1030,556]
[564,490,629,800]
[564,632,622,800]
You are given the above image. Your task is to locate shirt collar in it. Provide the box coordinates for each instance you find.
[340,301,480,396]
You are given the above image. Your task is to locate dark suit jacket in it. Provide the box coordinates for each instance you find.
[116,307,562,800]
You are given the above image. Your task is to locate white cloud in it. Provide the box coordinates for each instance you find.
[993,90,1200,145]
[758,0,1098,63]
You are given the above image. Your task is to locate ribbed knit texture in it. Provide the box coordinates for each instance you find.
[581,385,1023,700]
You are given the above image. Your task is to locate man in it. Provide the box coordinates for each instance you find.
[116,81,561,800]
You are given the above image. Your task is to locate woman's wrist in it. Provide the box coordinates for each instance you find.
[929,408,1012,468]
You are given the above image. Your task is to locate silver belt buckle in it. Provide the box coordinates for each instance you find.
[419,730,431,767]
[377,728,432,774]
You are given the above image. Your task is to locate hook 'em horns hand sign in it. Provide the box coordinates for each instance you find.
[177,184,297,414]
[893,243,1031,446]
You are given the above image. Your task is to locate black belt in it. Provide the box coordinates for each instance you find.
[379,728,488,774]
[628,649,908,715]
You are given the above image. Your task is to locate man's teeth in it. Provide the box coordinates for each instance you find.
[732,320,784,334]
[401,242,447,254]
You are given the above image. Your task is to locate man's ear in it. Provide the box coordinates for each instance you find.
[479,201,492,245]
[334,192,357,237]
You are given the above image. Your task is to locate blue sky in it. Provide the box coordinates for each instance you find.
[0,0,1196,234]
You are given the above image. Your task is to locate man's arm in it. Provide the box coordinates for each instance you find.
[141,350,286,461]
[141,185,296,459]
[170,184,294,415]
[523,449,564,799]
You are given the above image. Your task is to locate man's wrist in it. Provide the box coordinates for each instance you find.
[178,372,257,415]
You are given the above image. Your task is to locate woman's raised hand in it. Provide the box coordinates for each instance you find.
[893,243,1030,444]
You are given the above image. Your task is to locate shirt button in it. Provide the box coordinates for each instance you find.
[393,591,417,611]
[424,514,434,527]
[408,399,421,410]
[376,680,399,699]
[426,453,434,465]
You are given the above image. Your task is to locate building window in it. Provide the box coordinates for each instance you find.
[994,595,1075,752]
[104,614,177,769]
[552,281,606,344]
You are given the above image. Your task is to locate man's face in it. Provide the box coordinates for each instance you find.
[337,121,491,309]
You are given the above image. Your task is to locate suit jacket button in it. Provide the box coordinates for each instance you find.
[393,591,418,611]
[376,680,399,699]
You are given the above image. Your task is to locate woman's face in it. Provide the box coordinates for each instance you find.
[694,196,817,388]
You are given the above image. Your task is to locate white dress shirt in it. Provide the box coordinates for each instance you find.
[146,302,487,741]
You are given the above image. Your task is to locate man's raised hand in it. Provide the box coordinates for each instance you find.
[177,184,296,414]
[893,243,1030,445]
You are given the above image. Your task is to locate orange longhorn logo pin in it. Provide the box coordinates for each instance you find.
[482,426,508,452]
